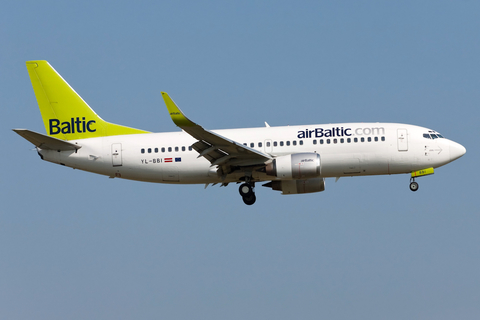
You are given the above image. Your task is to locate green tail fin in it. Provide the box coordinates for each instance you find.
[26,60,148,140]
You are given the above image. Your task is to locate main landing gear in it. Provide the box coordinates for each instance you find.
[409,178,419,192]
[239,182,256,205]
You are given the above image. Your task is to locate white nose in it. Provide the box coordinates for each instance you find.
[450,141,466,161]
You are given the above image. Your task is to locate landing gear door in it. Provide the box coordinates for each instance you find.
[112,143,123,166]
[397,129,408,152]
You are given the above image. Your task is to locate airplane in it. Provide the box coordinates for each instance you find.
[14,60,466,205]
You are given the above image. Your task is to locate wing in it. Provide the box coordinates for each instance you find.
[161,92,272,170]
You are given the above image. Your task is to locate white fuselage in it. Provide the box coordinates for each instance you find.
[38,122,465,184]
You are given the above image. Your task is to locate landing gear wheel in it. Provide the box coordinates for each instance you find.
[239,181,256,205]
[410,181,419,192]
[242,193,256,205]
[239,183,253,196]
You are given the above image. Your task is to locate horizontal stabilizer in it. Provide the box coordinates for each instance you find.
[13,129,81,151]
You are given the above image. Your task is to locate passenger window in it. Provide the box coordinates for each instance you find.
[162,147,165,153]
[141,148,145,154]
[354,138,358,143]
[148,148,152,153]
[188,146,193,151]
[368,137,371,142]
[243,143,247,146]
[313,140,317,145]
[266,142,271,147]
[299,140,303,145]
[280,141,284,146]
[155,148,158,153]
[361,137,365,142]
[286,141,290,146]
[374,137,378,142]
[168,147,172,152]
[274,141,277,147]
[327,139,331,144]
[175,147,179,152]
[347,138,351,143]
[250,143,254,148]
[333,139,337,144]
[320,139,324,144]
[340,138,344,143]
[182,146,186,151]
[381,137,385,141]
[258,142,262,147]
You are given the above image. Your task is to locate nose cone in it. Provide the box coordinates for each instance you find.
[450,141,466,161]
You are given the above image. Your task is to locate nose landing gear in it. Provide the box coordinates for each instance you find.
[239,182,256,205]
[409,178,419,192]
[409,168,434,192]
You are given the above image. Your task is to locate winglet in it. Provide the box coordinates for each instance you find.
[161,92,196,127]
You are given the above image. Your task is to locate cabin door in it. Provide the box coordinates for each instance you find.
[112,143,123,167]
[397,129,408,152]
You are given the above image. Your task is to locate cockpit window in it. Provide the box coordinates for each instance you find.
[423,133,431,139]
[427,130,445,139]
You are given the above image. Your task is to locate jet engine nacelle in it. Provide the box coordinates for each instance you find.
[264,178,326,194]
[265,153,321,179]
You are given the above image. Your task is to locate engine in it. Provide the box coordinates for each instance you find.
[262,153,324,194]
[265,153,321,179]
[263,178,326,194]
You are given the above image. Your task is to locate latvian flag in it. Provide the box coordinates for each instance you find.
[164,158,173,163]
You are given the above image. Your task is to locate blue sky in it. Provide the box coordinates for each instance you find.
[1,1,479,319]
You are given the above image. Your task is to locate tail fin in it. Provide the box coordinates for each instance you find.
[26,60,148,140]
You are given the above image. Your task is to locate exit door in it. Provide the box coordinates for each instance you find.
[112,143,122,166]
[397,129,408,151]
